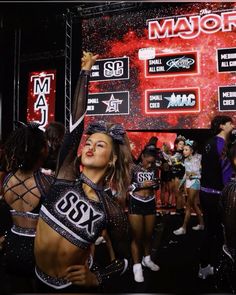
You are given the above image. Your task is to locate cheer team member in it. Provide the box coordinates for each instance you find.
[0,122,52,293]
[173,139,204,235]
[170,135,186,215]
[160,143,173,208]
[34,52,132,292]
[42,121,65,175]
[128,145,160,283]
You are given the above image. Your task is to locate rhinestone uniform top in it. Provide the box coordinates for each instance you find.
[40,177,106,249]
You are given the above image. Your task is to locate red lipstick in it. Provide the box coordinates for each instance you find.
[86,151,94,157]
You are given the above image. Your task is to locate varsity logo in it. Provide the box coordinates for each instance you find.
[137,171,155,182]
[56,191,102,235]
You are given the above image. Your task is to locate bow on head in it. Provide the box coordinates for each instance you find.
[185,139,194,146]
[86,120,125,144]
[177,135,186,141]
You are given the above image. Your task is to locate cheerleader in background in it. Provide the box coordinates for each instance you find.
[0,122,52,293]
[170,136,186,215]
[42,121,65,176]
[173,139,204,235]
[128,145,160,283]
[160,143,173,208]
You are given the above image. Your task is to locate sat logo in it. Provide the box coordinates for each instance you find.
[104,60,124,78]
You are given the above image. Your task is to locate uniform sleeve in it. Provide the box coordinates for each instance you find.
[92,258,128,286]
[56,70,90,179]
[91,195,131,286]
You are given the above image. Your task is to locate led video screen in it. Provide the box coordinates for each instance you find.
[82,2,236,130]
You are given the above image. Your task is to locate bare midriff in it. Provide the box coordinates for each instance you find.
[135,188,155,198]
[34,218,91,278]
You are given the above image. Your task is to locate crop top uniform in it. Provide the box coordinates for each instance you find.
[40,174,106,250]
[170,150,185,179]
[129,163,159,200]
[1,169,52,276]
[128,163,159,215]
[35,70,129,290]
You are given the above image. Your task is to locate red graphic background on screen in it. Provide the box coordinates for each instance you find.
[27,70,56,130]
[127,131,177,160]
[82,2,236,130]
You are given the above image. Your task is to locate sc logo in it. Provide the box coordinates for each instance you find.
[104,61,124,78]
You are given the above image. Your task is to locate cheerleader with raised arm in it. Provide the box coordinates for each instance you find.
[34,52,133,293]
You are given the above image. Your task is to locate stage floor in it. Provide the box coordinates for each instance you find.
[95,213,223,294]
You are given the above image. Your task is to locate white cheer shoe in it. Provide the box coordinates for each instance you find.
[133,263,144,282]
[142,255,160,271]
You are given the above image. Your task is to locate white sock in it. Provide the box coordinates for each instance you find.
[144,255,151,262]
[133,263,142,271]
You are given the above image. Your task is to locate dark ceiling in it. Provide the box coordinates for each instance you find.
[0,2,182,28]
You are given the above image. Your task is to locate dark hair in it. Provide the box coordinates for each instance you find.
[211,115,233,135]
[174,136,185,151]
[146,136,158,148]
[185,140,197,155]
[45,121,65,151]
[5,124,47,172]
[142,145,157,159]
[108,133,133,202]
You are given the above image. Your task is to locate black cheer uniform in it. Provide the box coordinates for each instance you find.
[35,70,129,292]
